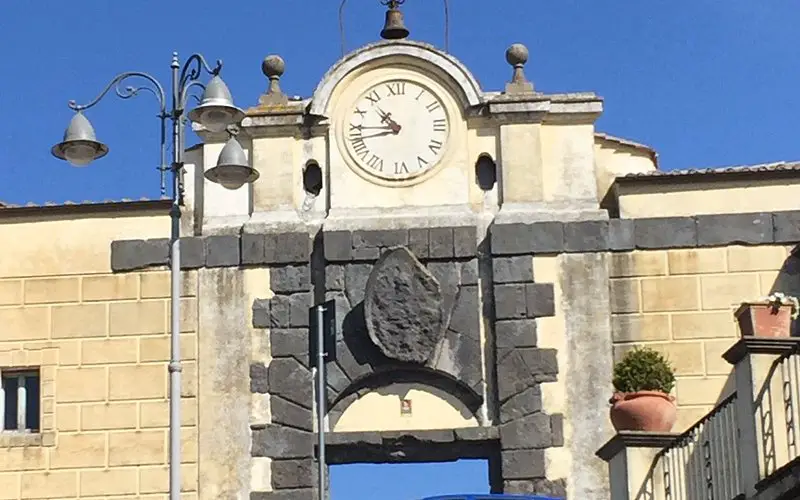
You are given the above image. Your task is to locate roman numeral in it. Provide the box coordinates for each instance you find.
[417,156,429,169]
[394,161,410,175]
[354,107,366,118]
[350,137,369,159]
[349,124,362,137]
[366,155,384,171]
[428,139,443,155]
[386,82,406,96]
[433,119,447,132]
[415,89,425,101]
[426,101,441,113]
[365,90,381,105]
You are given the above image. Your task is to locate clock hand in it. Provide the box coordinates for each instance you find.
[375,107,402,134]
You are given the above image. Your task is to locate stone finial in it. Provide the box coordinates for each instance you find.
[505,43,534,94]
[258,54,289,106]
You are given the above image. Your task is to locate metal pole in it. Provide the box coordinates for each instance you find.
[316,304,327,500]
[168,52,183,500]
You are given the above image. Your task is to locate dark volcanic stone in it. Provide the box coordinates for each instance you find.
[363,247,445,364]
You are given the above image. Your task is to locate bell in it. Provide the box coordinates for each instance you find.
[380,6,410,40]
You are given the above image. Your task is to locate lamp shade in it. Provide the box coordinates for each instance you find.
[204,137,259,190]
[51,113,109,167]
[188,76,245,133]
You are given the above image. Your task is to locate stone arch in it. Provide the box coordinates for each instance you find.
[308,39,484,118]
[328,367,483,432]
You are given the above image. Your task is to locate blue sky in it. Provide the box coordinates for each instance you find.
[1,1,799,497]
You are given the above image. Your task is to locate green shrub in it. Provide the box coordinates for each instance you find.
[612,347,675,394]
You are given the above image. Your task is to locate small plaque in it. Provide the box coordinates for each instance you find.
[400,399,412,416]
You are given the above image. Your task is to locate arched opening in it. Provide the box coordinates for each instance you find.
[475,154,496,191]
[303,160,323,196]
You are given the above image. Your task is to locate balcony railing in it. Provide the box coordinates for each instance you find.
[658,394,741,500]
[598,337,800,500]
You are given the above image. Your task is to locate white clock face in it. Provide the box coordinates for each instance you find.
[344,79,450,182]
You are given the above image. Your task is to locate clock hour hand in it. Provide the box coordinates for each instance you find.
[375,107,402,134]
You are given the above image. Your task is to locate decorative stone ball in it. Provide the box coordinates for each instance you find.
[506,43,529,67]
[262,55,285,78]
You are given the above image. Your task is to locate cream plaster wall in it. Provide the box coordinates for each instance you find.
[0,209,200,500]
[593,140,656,203]
[616,178,800,218]
[332,383,479,432]
[608,245,794,431]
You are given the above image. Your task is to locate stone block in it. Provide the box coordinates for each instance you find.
[108,430,166,466]
[608,219,635,251]
[495,319,537,348]
[352,246,380,260]
[697,212,773,247]
[80,402,138,431]
[499,385,542,423]
[609,279,640,314]
[344,263,373,305]
[408,229,430,258]
[49,433,107,469]
[611,314,670,343]
[671,311,737,339]
[180,236,206,269]
[251,489,316,500]
[353,230,408,248]
[252,298,271,328]
[493,256,533,284]
[640,276,699,312]
[79,468,138,497]
[504,478,566,497]
[0,279,21,306]
[109,364,166,400]
[497,349,558,402]
[111,239,169,271]
[550,414,564,446]
[138,464,198,494]
[250,362,269,394]
[563,220,609,253]
[667,248,726,275]
[525,283,555,317]
[268,358,312,408]
[271,396,313,431]
[270,328,310,359]
[675,376,728,406]
[81,338,137,365]
[494,284,527,319]
[491,223,533,256]
[325,265,345,291]
[139,270,197,299]
[635,217,697,249]
[774,211,800,243]
[289,293,312,327]
[528,222,565,254]
[700,274,759,310]
[728,245,787,272]
[269,296,291,328]
[501,449,546,479]
[24,277,80,304]
[273,232,312,264]
[251,425,313,458]
[500,412,553,449]
[52,303,107,338]
[429,227,455,259]
[271,265,311,293]
[448,286,479,334]
[109,300,166,335]
[454,426,500,442]
[614,341,704,376]
[705,339,737,375]
[56,367,106,403]
[324,231,352,262]
[140,398,197,428]
[454,226,478,257]
[205,235,240,268]
[609,251,667,278]
[241,233,266,265]
[21,471,78,499]
[272,459,315,489]
[460,259,479,285]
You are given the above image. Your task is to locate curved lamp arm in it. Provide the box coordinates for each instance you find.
[178,53,222,103]
[67,71,167,117]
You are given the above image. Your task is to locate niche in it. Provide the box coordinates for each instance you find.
[475,154,496,191]
[303,160,323,196]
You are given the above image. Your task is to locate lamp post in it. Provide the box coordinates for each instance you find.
[51,52,259,500]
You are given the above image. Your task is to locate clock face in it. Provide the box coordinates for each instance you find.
[343,79,450,182]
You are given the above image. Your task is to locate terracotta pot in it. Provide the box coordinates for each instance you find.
[734,302,793,338]
[609,391,677,432]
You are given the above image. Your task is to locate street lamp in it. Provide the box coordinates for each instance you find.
[51,52,259,500]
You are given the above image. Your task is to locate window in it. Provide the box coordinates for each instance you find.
[1,369,40,433]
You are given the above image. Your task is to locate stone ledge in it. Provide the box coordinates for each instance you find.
[722,336,800,365]
[324,227,479,262]
[490,210,800,256]
[596,431,680,462]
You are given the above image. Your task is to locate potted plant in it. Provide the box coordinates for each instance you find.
[610,347,677,432]
[734,292,799,338]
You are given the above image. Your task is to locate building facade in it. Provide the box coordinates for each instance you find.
[2,28,800,500]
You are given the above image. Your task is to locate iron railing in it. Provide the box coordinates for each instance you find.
[658,394,742,500]
[755,349,800,479]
